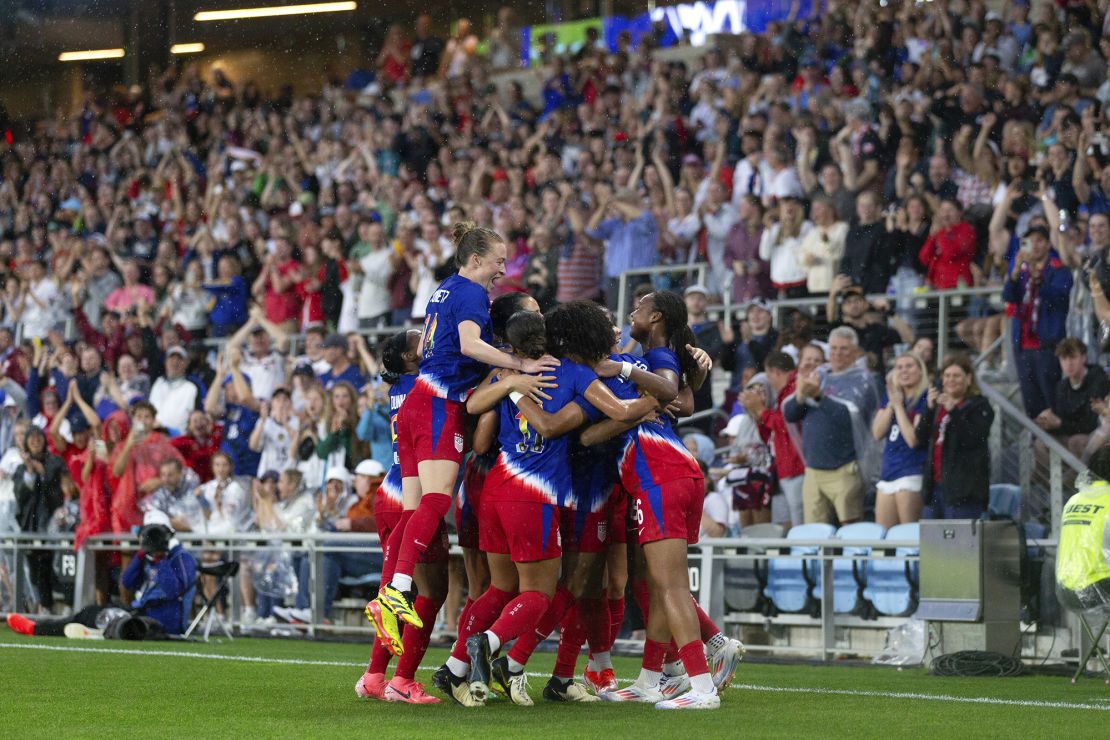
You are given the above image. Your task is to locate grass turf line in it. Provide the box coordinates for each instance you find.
[2,633,1109,739]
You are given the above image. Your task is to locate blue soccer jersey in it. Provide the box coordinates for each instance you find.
[619,347,702,488]
[380,373,416,507]
[415,274,493,402]
[489,360,598,507]
[879,390,928,481]
[222,403,261,477]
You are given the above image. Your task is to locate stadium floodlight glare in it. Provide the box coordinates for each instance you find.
[58,48,126,62]
[194,2,357,22]
[170,43,206,54]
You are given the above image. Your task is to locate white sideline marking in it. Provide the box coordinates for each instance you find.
[3,642,1109,712]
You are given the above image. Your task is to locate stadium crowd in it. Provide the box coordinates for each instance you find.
[2,0,1110,697]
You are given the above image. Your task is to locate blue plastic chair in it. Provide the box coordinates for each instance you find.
[829,522,886,615]
[988,484,1022,520]
[863,522,920,616]
[724,523,784,613]
[766,523,836,615]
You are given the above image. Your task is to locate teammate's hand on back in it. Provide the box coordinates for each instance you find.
[521,354,560,374]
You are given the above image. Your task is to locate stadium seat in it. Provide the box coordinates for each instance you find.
[766,523,836,616]
[723,523,784,613]
[828,522,886,616]
[988,484,1022,520]
[863,523,920,617]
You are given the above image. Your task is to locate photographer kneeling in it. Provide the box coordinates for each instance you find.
[6,516,197,639]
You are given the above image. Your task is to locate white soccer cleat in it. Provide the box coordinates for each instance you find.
[658,671,692,699]
[709,638,745,689]
[601,683,665,703]
[655,689,721,710]
[63,623,104,640]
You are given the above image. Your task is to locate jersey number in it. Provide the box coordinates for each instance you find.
[420,314,437,358]
[515,411,545,454]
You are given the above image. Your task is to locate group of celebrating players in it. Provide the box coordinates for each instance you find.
[354,222,743,710]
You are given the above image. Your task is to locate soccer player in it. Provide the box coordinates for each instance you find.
[440,309,657,707]
[370,223,559,648]
[581,291,725,710]
[453,293,541,660]
[357,329,447,704]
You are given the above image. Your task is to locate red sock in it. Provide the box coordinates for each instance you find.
[678,639,710,678]
[607,597,625,649]
[489,591,551,646]
[578,598,609,655]
[395,596,442,680]
[450,586,514,662]
[367,639,393,674]
[380,510,414,585]
[553,603,588,678]
[507,585,575,666]
[643,638,667,672]
[692,596,719,641]
[392,492,451,583]
[631,578,650,626]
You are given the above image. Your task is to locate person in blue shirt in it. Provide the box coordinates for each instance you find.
[6,519,197,638]
[318,333,366,390]
[585,189,660,313]
[373,222,558,647]
[203,255,249,338]
[870,353,930,528]
[204,351,261,478]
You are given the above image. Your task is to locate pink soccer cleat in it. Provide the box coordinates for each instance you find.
[384,677,442,704]
[355,672,387,700]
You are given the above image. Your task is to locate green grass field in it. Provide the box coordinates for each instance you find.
[2,630,1109,739]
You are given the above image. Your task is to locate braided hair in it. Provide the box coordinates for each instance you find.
[544,300,615,364]
[378,330,413,385]
[648,291,698,387]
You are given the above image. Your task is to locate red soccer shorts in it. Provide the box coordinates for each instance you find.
[561,484,629,554]
[480,498,562,563]
[376,510,449,563]
[631,476,705,545]
[454,457,488,550]
[396,387,466,478]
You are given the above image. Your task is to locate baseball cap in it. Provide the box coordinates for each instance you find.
[166,345,188,359]
[259,470,280,483]
[321,333,347,350]
[841,284,866,299]
[744,297,772,313]
[70,415,91,434]
[684,284,709,297]
[355,459,385,477]
[682,154,702,166]
[326,467,351,485]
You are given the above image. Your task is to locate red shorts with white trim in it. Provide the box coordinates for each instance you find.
[375,510,449,564]
[396,388,466,478]
[561,485,630,554]
[480,498,562,562]
[631,476,704,545]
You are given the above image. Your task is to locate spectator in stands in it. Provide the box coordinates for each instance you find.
[684,285,725,423]
[585,188,658,311]
[724,195,771,303]
[249,387,300,476]
[759,194,811,299]
[723,298,778,391]
[840,191,893,296]
[746,351,805,529]
[871,353,930,528]
[17,260,60,340]
[784,327,879,525]
[14,426,64,611]
[203,255,249,339]
[1003,225,1074,418]
[797,196,848,296]
[205,354,261,479]
[230,310,289,403]
[143,457,203,532]
[318,334,364,389]
[335,459,385,533]
[917,354,994,520]
[1034,338,1109,459]
[171,410,221,483]
[918,199,977,289]
[826,278,908,370]
[149,346,203,435]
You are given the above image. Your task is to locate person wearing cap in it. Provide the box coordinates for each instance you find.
[1003,224,1074,418]
[149,345,204,436]
[974,12,1018,72]
[336,459,386,533]
[317,333,365,390]
[917,198,977,290]
[831,99,881,193]
[684,284,726,425]
[48,378,100,488]
[248,387,300,476]
[204,351,262,478]
[826,277,907,371]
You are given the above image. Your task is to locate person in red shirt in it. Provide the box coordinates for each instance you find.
[253,236,302,332]
[918,199,977,289]
[171,410,223,483]
[744,351,806,530]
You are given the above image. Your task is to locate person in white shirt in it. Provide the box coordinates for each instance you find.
[248,387,300,476]
[698,180,738,298]
[227,308,289,402]
[796,197,849,295]
[149,345,203,434]
[18,261,60,340]
[198,452,251,536]
[759,195,813,298]
[351,220,393,328]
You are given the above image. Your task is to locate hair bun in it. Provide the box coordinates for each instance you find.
[452,220,478,246]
